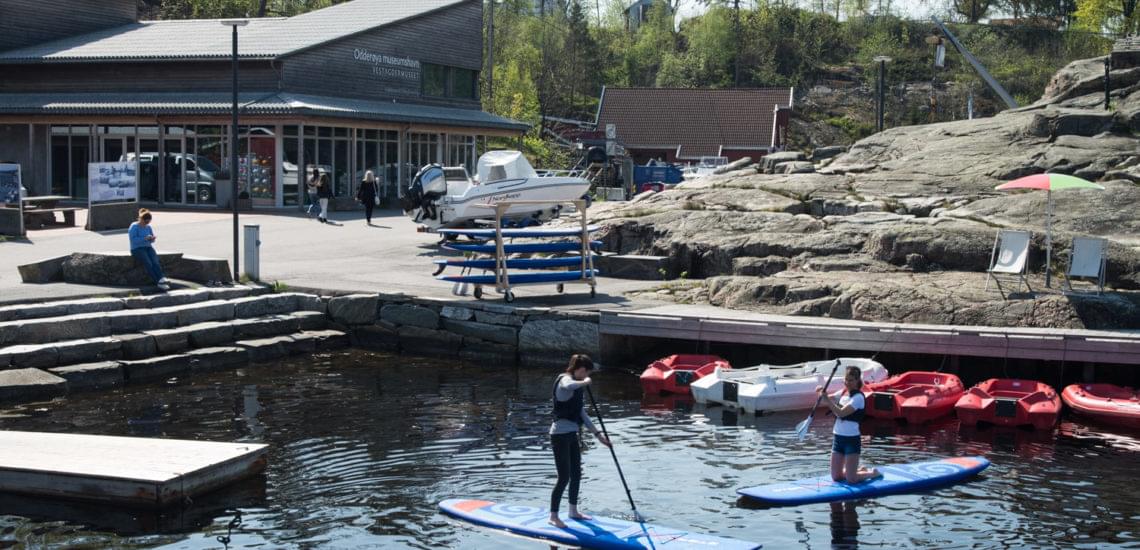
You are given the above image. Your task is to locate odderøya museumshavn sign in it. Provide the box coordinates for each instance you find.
[352,48,420,80]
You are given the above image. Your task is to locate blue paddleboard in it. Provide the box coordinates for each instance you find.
[437,225,600,238]
[438,269,598,285]
[439,499,761,550]
[737,456,990,506]
[442,241,603,254]
[433,256,597,270]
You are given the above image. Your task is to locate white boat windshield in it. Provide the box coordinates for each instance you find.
[477,150,537,183]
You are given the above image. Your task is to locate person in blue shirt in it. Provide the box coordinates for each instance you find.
[128,208,169,291]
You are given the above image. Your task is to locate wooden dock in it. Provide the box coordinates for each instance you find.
[0,431,268,507]
[599,305,1140,365]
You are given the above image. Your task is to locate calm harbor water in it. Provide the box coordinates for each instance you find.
[0,350,1137,549]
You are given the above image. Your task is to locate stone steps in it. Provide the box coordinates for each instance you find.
[1,329,351,401]
[0,288,346,405]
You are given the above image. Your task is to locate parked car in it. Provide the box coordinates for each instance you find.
[123,152,220,203]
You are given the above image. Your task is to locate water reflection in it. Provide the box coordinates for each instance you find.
[829,500,860,549]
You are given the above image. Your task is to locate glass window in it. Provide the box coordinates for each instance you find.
[452,68,477,100]
[51,134,69,195]
[334,139,348,197]
[304,126,317,136]
[284,125,299,136]
[318,127,332,138]
[424,63,447,97]
[334,127,348,138]
[364,129,378,140]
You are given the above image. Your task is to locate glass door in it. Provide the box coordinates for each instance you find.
[139,138,159,202]
[163,138,183,203]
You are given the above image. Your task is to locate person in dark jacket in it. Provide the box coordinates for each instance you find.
[356,170,378,225]
[548,354,611,528]
[316,173,332,223]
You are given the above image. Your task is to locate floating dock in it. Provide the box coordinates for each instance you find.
[600,305,1140,365]
[0,431,268,507]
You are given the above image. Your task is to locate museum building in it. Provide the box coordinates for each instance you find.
[0,0,526,209]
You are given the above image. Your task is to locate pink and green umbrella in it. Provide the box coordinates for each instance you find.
[994,173,1105,287]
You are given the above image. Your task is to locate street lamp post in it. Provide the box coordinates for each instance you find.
[873,56,891,133]
[221,20,248,284]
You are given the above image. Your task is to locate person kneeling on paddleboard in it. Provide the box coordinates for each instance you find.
[817,366,881,484]
[549,354,611,528]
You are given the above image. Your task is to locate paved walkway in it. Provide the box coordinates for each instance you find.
[0,207,660,309]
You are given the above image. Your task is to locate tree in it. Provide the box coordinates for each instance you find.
[954,0,996,22]
[1073,0,1139,35]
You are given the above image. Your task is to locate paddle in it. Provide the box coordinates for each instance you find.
[585,385,646,523]
[794,359,843,441]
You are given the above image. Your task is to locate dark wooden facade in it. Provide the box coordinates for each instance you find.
[0,0,136,53]
[0,61,281,94]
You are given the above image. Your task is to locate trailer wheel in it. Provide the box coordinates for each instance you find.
[504,291,515,303]
[556,284,564,294]
[474,286,483,300]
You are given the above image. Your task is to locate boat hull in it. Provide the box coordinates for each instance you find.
[954,378,1061,430]
[864,371,964,424]
[640,355,730,395]
[1061,383,1140,430]
[690,358,888,414]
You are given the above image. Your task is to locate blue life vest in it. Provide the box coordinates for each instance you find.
[552,374,585,425]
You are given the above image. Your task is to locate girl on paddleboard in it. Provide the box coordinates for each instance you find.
[817,366,881,483]
[549,354,611,528]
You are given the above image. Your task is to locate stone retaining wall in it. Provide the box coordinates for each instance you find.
[325,292,601,367]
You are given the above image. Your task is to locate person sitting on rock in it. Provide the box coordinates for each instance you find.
[128,208,170,291]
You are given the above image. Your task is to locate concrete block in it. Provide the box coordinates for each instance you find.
[473,310,524,327]
[460,337,518,365]
[123,354,193,382]
[16,255,69,284]
[397,325,461,356]
[441,319,518,346]
[186,321,235,348]
[105,309,178,333]
[143,328,190,354]
[167,300,235,326]
[0,368,68,403]
[116,333,157,360]
[54,337,123,365]
[282,332,317,355]
[291,311,327,331]
[3,344,59,369]
[351,324,400,352]
[166,255,233,284]
[235,336,292,362]
[2,315,110,345]
[0,302,68,322]
[300,329,350,351]
[124,289,211,309]
[519,319,599,356]
[441,306,475,321]
[231,315,300,339]
[64,298,125,315]
[231,294,298,318]
[295,293,326,313]
[206,287,253,301]
[381,304,439,329]
[187,347,248,373]
[49,361,124,391]
[327,294,379,325]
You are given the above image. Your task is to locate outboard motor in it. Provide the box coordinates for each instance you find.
[402,164,447,222]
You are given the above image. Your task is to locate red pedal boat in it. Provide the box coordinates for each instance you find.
[1061,383,1140,430]
[640,354,730,395]
[955,378,1061,430]
[864,371,964,424]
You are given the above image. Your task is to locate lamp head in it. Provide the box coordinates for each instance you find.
[220,20,249,27]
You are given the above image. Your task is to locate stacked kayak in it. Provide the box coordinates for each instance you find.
[690,358,888,414]
[640,355,730,395]
[955,378,1061,430]
[1061,383,1140,429]
[865,371,964,424]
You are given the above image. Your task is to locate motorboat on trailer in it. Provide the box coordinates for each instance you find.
[401,150,591,232]
[689,357,888,414]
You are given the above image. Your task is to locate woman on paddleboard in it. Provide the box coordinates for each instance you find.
[817,366,880,484]
[549,354,611,528]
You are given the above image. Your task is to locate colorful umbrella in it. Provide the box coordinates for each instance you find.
[994,173,1105,287]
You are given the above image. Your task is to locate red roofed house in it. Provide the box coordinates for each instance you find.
[595,87,794,165]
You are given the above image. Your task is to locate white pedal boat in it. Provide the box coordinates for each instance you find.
[690,357,888,414]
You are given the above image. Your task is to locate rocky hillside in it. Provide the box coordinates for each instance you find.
[586,56,1140,330]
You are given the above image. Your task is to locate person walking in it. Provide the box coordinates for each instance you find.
[306,167,321,219]
[356,170,378,225]
[548,354,611,528]
[816,366,881,484]
[128,208,170,291]
[316,172,332,224]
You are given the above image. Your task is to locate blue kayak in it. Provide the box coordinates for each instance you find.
[442,240,602,254]
[737,456,990,506]
[437,225,600,238]
[433,256,597,270]
[440,499,761,550]
[438,269,598,285]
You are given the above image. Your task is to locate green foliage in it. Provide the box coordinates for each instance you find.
[825,115,876,140]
